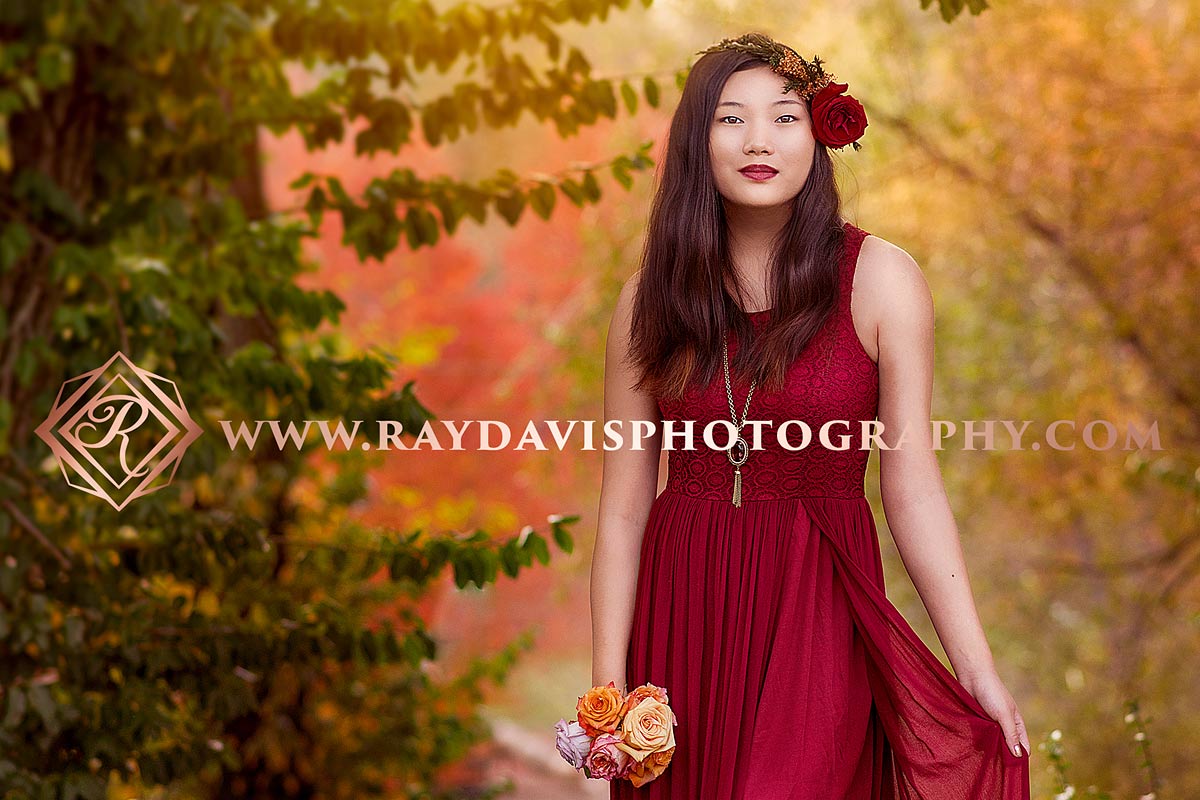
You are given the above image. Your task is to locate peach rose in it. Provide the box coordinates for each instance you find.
[615,696,677,762]
[625,745,675,788]
[576,680,625,737]
[619,682,669,718]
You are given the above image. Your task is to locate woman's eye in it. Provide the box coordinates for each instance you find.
[777,114,798,123]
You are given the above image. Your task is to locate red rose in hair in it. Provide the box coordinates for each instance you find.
[810,81,868,151]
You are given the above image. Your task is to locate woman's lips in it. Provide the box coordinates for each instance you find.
[739,167,778,181]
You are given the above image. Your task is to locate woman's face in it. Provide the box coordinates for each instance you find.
[709,65,815,209]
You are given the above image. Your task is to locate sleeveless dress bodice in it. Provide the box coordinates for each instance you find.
[659,222,879,501]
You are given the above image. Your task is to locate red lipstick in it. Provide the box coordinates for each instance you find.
[739,163,779,181]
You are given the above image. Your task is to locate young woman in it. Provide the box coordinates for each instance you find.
[590,32,1031,799]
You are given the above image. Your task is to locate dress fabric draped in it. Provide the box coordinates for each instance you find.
[610,222,1030,800]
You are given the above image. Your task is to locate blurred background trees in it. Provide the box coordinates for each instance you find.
[0,0,660,796]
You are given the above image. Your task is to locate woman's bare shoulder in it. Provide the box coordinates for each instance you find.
[856,233,931,311]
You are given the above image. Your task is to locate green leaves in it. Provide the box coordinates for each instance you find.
[0,222,32,272]
[920,0,991,22]
[581,170,601,202]
[404,204,441,249]
[298,140,655,260]
[493,188,527,226]
[34,43,73,89]
[550,514,578,553]
[375,516,581,590]
[354,97,413,155]
[13,168,84,231]
[643,75,660,108]
[620,80,638,115]
[529,182,557,220]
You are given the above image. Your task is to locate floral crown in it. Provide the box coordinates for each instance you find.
[696,33,868,152]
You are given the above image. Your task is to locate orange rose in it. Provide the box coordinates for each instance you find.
[615,696,677,762]
[625,746,675,788]
[619,683,669,717]
[576,680,625,737]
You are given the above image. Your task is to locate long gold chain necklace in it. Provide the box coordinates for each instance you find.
[721,331,757,507]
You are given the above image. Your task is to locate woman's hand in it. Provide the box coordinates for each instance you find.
[960,669,1030,758]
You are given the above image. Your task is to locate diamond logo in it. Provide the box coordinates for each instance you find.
[35,351,203,510]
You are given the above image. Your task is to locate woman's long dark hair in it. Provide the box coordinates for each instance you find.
[629,33,848,400]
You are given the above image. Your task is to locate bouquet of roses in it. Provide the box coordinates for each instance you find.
[553,680,677,787]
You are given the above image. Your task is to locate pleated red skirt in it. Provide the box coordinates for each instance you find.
[608,491,1030,800]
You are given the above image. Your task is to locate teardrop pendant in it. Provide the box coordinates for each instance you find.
[723,331,757,508]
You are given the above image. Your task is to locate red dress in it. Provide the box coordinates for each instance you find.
[610,222,1030,799]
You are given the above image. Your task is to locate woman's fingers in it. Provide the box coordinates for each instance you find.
[998,706,1021,756]
[1013,706,1030,757]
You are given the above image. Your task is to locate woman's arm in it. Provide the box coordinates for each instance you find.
[865,240,1031,757]
[590,272,663,691]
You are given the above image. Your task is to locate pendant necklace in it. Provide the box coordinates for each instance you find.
[722,330,757,507]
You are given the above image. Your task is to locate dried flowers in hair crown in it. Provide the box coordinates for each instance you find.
[696,33,868,152]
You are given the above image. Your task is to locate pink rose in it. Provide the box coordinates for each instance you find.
[585,732,632,781]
